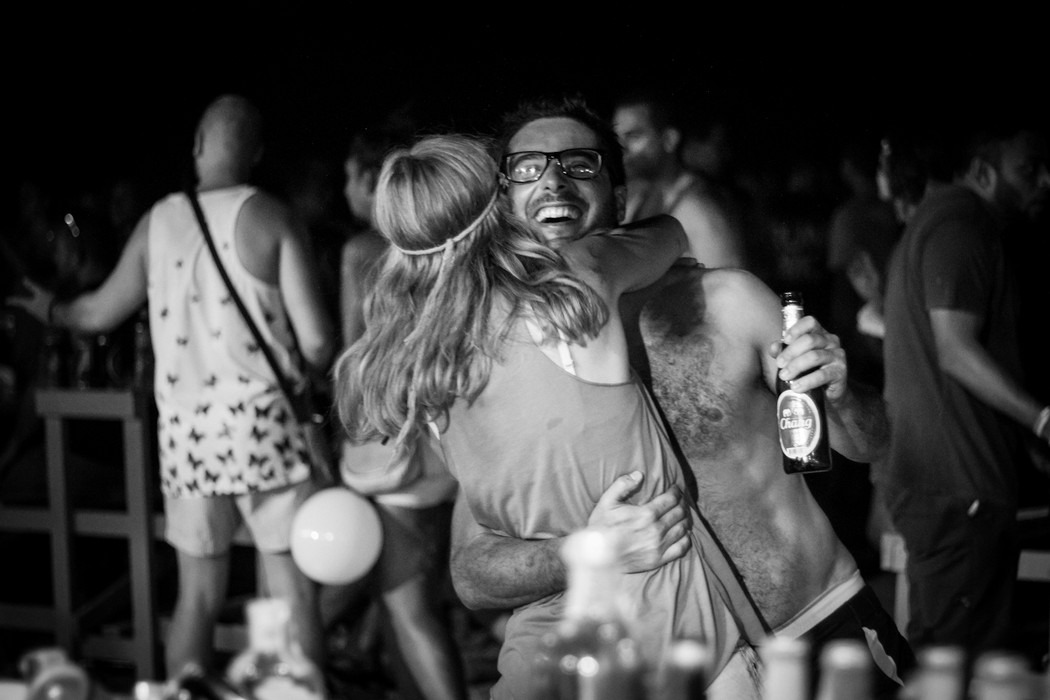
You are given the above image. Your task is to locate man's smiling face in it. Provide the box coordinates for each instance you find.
[504,117,625,247]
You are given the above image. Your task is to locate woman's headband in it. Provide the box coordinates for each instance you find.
[391,189,499,257]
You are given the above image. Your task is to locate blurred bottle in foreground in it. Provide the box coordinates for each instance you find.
[903,645,966,700]
[814,639,872,700]
[18,646,116,700]
[760,635,810,700]
[531,527,645,700]
[656,637,711,700]
[225,597,328,700]
[969,651,1035,700]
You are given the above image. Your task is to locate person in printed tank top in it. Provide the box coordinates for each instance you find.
[9,94,335,682]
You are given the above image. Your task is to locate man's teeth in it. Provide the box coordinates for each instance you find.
[536,206,580,223]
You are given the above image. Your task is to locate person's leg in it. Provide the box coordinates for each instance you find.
[242,481,326,670]
[895,493,1019,655]
[163,495,237,677]
[375,501,468,700]
[381,573,468,700]
[257,549,325,668]
[166,550,231,677]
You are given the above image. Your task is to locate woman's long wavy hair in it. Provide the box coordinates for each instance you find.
[334,133,608,446]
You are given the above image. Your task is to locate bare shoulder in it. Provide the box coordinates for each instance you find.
[235,190,301,283]
[342,231,388,263]
[341,231,388,282]
[700,268,780,333]
[239,189,300,243]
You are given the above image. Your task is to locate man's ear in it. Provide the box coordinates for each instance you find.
[614,184,627,223]
[192,129,204,158]
[965,157,998,199]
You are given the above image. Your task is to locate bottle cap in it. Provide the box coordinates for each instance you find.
[561,527,619,568]
[819,639,870,671]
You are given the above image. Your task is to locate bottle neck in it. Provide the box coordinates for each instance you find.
[564,561,623,622]
[249,617,290,654]
[761,638,810,700]
[781,302,804,339]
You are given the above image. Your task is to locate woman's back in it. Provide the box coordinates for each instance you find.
[437,314,739,699]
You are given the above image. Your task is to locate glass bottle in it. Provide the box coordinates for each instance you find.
[759,636,810,700]
[39,325,66,387]
[71,333,95,389]
[777,291,833,474]
[910,645,966,700]
[0,309,17,408]
[132,309,153,391]
[19,647,92,700]
[813,639,872,700]
[969,651,1031,700]
[533,527,645,700]
[225,597,328,700]
[657,637,710,700]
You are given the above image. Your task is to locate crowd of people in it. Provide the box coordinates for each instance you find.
[2,84,1048,700]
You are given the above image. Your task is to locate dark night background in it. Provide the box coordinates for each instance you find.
[2,15,1049,691]
[9,17,1048,212]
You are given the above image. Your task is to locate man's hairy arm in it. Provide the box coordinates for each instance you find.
[450,495,565,610]
[450,471,692,610]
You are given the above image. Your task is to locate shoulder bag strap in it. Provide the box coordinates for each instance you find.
[185,189,300,405]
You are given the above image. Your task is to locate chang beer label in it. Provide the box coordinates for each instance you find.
[777,390,823,459]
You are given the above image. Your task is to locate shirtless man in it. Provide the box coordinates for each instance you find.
[451,95,915,699]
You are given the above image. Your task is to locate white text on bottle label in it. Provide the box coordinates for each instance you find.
[777,391,823,459]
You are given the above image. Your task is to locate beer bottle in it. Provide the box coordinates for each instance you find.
[657,638,711,700]
[910,645,966,700]
[776,291,833,474]
[759,636,810,700]
[813,639,872,700]
[969,651,1032,700]
[533,528,645,700]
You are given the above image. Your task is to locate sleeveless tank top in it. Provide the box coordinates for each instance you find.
[437,320,741,698]
[147,186,311,497]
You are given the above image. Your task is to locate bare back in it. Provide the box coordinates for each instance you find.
[631,266,856,627]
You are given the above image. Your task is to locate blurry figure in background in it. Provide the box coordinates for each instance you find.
[613,89,748,268]
[762,156,838,323]
[6,93,336,681]
[881,118,1050,666]
[877,131,929,228]
[282,152,351,333]
[1,203,132,500]
[320,122,468,700]
[825,135,901,383]
[106,174,155,247]
[806,135,903,589]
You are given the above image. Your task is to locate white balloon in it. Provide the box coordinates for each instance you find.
[290,487,383,585]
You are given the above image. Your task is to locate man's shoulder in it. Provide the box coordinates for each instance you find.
[667,173,725,210]
[641,266,763,325]
[908,185,996,247]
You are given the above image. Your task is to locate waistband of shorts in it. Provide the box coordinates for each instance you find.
[773,569,864,639]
